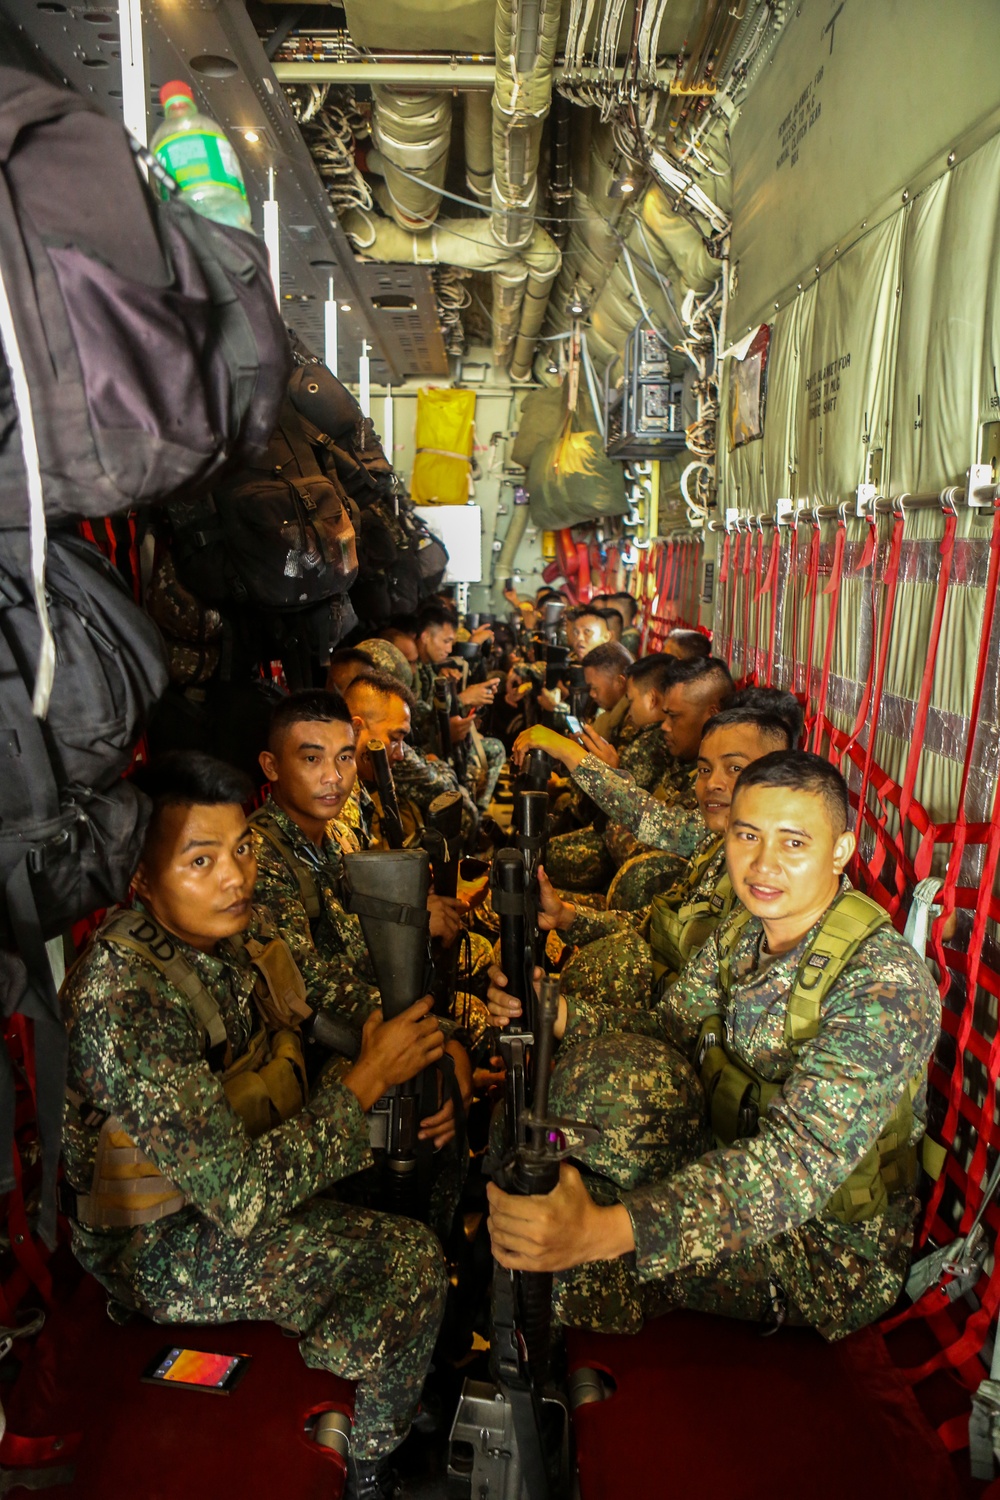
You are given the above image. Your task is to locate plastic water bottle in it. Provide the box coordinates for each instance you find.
[151,81,253,231]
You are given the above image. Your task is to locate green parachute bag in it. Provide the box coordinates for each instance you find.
[523,384,627,529]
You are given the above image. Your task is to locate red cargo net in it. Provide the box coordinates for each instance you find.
[715,499,1000,1472]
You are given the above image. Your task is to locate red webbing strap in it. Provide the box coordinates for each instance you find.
[740,528,753,683]
[893,510,957,895]
[759,530,781,686]
[717,532,732,660]
[852,512,905,848]
[788,523,801,699]
[684,541,699,627]
[833,517,880,772]
[809,518,847,753]
[923,502,1000,1239]
[801,526,822,721]
[749,526,765,683]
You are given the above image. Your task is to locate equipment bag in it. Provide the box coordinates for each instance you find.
[0,528,168,1244]
[0,66,291,523]
[169,397,359,610]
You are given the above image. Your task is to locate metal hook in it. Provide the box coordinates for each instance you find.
[940,487,960,518]
[837,501,850,526]
[810,504,823,527]
[893,492,909,522]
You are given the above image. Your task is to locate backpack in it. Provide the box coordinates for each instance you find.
[0,66,291,524]
[168,398,360,611]
[0,528,168,1244]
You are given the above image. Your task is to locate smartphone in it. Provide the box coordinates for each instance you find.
[565,714,584,737]
[142,1346,251,1396]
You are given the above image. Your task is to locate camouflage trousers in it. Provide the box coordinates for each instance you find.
[605,850,688,912]
[76,1199,446,1459]
[547,1035,915,1340]
[544,827,614,892]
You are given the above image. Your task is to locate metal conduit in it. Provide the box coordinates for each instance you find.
[705,489,968,530]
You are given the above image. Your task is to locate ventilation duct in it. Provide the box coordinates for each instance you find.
[464,90,494,204]
[342,210,560,380]
[369,85,452,230]
[491,0,562,253]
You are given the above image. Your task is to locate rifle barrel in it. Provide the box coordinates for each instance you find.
[368,738,405,849]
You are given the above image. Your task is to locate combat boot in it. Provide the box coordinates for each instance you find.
[344,1454,399,1500]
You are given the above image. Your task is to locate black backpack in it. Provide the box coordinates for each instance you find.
[0,66,291,524]
[0,529,168,1243]
[169,398,360,611]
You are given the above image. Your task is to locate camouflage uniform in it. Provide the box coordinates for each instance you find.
[551,890,941,1340]
[555,831,727,1015]
[393,745,479,847]
[62,908,446,1460]
[412,661,505,813]
[251,801,379,1027]
[546,753,699,894]
[621,627,642,656]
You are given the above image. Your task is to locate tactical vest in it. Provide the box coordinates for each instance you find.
[695,890,921,1225]
[648,836,732,986]
[250,805,323,925]
[68,909,311,1231]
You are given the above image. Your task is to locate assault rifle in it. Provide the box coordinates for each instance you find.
[367,737,405,850]
[421,789,465,1018]
[433,672,460,772]
[448,974,598,1500]
[343,848,434,1213]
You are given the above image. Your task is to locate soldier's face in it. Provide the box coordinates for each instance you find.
[626,677,665,728]
[259,719,357,835]
[352,694,412,777]
[726,785,856,929]
[133,802,256,952]
[418,623,456,665]
[696,725,784,832]
[386,632,419,666]
[326,660,367,695]
[585,666,626,711]
[574,616,611,654]
[661,684,720,761]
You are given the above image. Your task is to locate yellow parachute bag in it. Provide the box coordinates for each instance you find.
[411,388,476,505]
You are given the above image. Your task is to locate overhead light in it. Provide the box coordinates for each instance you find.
[568,293,587,317]
[609,171,638,198]
[546,358,560,375]
[339,302,352,312]
[243,129,260,144]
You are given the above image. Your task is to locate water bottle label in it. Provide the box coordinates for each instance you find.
[155,130,247,200]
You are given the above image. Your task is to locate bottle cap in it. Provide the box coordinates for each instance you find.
[159,81,194,106]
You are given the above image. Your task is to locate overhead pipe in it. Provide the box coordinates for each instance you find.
[464,90,494,204]
[549,92,572,252]
[491,0,562,253]
[369,85,452,230]
[342,210,560,380]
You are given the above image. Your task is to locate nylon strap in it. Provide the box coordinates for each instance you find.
[809,518,847,754]
[801,525,822,719]
[345,892,428,928]
[100,910,228,1058]
[250,807,323,923]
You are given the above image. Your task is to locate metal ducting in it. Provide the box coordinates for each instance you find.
[369,85,453,230]
[464,90,494,204]
[491,0,562,253]
[342,210,560,378]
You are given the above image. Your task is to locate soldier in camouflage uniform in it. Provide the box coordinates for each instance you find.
[486,752,941,1342]
[519,659,733,903]
[359,637,479,845]
[507,710,794,1025]
[412,605,505,812]
[61,754,451,1492]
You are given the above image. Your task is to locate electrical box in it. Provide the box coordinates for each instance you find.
[605,325,687,460]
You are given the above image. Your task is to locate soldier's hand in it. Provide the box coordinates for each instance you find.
[470,624,495,646]
[458,680,497,709]
[486,962,521,1027]
[449,713,475,744]
[486,1164,635,1271]
[427,893,466,946]
[580,725,619,769]
[417,1042,472,1148]
[536,865,575,933]
[345,997,445,1110]
[512,724,585,772]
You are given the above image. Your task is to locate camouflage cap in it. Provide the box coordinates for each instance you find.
[358,637,415,691]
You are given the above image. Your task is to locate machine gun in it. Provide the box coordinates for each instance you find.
[434,671,463,775]
[421,788,466,1018]
[343,848,434,1214]
[367,737,405,850]
[448,974,599,1500]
